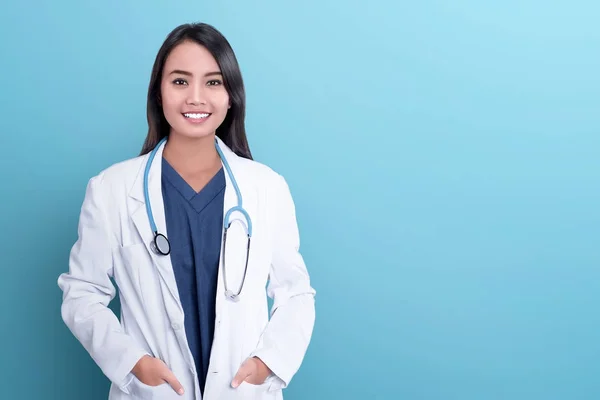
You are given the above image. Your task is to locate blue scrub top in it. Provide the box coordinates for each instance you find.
[161,157,225,395]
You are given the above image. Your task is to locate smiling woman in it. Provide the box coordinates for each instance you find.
[57,22,316,400]
[161,44,230,140]
[140,24,251,160]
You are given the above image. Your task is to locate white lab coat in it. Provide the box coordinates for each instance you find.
[57,137,316,400]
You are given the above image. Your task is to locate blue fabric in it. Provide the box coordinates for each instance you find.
[161,157,225,395]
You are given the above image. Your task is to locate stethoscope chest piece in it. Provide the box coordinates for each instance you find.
[151,232,171,256]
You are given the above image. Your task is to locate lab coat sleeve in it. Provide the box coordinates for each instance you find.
[250,174,316,391]
[57,175,148,392]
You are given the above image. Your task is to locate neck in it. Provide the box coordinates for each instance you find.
[162,132,221,175]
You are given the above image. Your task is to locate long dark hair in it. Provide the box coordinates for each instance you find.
[139,22,252,159]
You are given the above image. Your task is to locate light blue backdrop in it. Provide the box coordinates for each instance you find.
[1,1,599,399]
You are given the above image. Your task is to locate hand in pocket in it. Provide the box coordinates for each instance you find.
[231,356,272,388]
[132,355,185,395]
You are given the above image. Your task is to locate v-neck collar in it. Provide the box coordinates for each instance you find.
[162,157,225,214]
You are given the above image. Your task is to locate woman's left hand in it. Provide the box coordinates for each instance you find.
[231,356,272,387]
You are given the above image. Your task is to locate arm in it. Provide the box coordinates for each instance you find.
[250,174,316,390]
[57,175,148,391]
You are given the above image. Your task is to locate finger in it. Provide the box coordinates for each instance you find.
[162,369,185,395]
[231,361,253,388]
[244,373,264,385]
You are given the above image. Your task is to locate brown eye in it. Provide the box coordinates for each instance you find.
[207,79,222,86]
[173,78,188,85]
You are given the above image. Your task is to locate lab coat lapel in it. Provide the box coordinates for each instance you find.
[129,140,183,314]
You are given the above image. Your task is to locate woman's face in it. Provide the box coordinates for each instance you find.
[160,40,230,140]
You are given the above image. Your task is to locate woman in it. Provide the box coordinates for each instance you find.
[57,22,316,400]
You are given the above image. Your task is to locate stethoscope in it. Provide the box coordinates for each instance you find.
[143,136,252,302]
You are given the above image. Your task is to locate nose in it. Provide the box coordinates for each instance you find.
[186,82,206,105]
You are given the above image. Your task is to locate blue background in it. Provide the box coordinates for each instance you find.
[1,1,599,399]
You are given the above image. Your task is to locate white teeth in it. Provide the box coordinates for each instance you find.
[184,113,209,119]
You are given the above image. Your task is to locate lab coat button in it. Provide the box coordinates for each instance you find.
[171,322,181,330]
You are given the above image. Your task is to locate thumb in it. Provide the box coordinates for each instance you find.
[162,368,185,396]
[231,360,253,388]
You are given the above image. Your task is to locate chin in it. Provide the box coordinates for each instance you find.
[171,126,217,140]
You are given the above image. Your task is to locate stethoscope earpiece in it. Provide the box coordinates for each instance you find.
[225,290,240,302]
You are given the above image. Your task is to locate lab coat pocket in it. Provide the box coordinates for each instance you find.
[236,380,277,400]
[128,375,181,399]
[115,242,155,305]
[115,243,147,286]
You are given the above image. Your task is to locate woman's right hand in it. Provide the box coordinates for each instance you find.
[131,355,185,395]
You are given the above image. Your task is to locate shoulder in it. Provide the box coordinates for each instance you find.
[84,154,146,199]
[234,157,298,220]
[97,154,145,181]
[235,156,291,194]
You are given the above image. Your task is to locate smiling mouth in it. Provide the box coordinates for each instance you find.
[183,112,211,120]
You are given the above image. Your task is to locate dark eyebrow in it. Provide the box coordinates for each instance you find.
[204,71,223,77]
[168,69,193,76]
[168,69,222,77]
